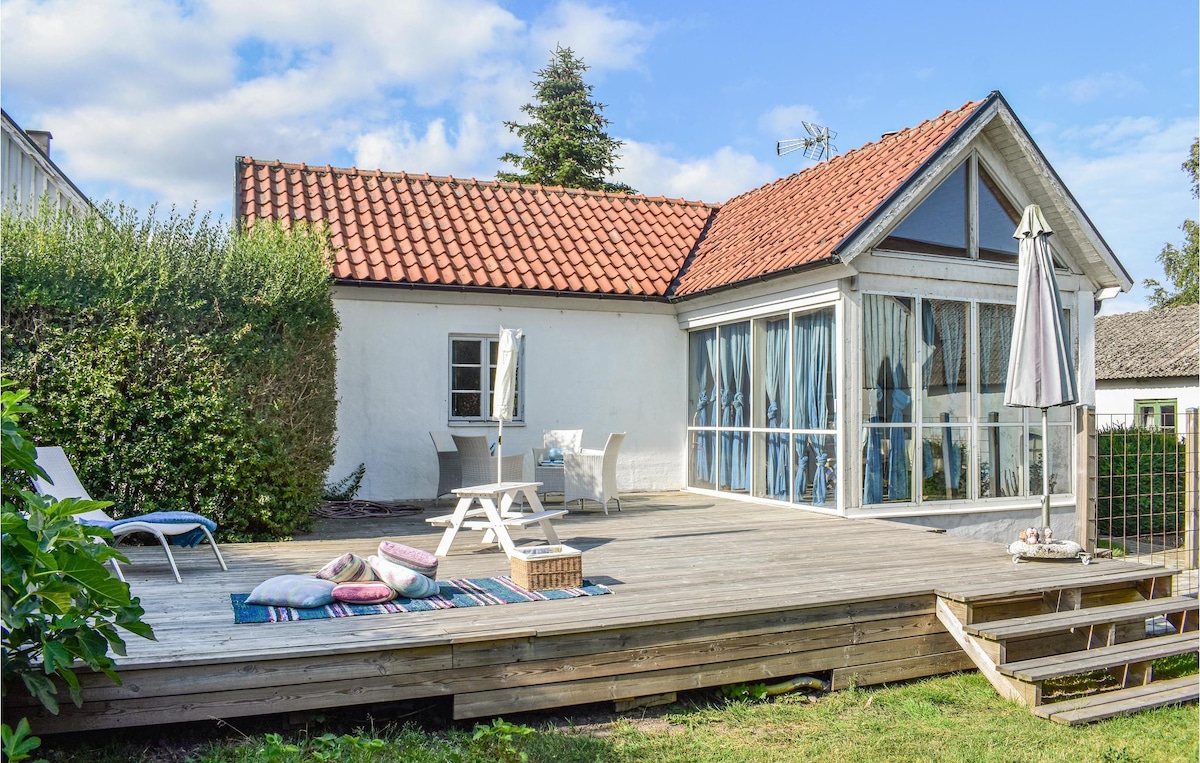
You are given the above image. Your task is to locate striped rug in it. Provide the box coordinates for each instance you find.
[230,576,611,624]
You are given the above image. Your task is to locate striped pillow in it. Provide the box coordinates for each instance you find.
[315,552,375,583]
[377,540,439,579]
[368,555,439,598]
[332,581,396,605]
[246,575,336,608]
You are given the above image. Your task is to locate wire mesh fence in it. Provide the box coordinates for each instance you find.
[1095,409,1198,596]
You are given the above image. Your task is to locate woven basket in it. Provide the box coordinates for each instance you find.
[510,545,582,590]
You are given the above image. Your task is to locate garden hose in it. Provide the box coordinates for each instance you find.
[763,675,830,696]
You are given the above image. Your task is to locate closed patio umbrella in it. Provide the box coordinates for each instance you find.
[1004,204,1077,529]
[493,327,523,482]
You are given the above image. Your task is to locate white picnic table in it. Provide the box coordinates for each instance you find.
[426,481,567,557]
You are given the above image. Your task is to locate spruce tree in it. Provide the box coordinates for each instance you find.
[498,46,634,194]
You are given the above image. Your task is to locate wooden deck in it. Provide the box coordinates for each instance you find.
[7,493,1182,733]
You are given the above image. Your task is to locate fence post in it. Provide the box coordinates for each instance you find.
[1186,408,1198,570]
[1076,406,1097,551]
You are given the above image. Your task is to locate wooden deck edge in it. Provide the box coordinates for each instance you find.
[18,624,960,733]
[451,631,962,720]
[964,595,1199,640]
[10,596,940,705]
[829,649,976,690]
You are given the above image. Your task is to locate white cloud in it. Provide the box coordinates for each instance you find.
[0,0,631,214]
[1039,116,1195,306]
[352,114,501,179]
[1043,73,1145,105]
[529,1,653,71]
[758,105,822,139]
[616,141,776,202]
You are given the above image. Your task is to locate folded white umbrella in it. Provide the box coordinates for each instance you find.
[492,327,523,482]
[1005,204,1077,528]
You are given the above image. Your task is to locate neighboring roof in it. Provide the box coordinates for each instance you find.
[1,108,91,215]
[1094,305,1200,381]
[672,99,983,296]
[236,160,716,297]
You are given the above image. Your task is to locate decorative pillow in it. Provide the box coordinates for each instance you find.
[377,540,439,579]
[332,581,396,605]
[315,552,375,583]
[368,555,439,598]
[246,575,336,608]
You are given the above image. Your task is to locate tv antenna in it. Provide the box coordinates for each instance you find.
[776,121,838,162]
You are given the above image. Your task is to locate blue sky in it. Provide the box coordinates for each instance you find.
[2,0,1196,313]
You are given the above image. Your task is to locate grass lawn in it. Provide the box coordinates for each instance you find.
[34,662,1198,763]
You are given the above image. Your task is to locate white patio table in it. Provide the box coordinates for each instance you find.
[427,481,567,557]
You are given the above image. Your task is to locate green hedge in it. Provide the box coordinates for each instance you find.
[1097,424,1186,540]
[1,204,339,540]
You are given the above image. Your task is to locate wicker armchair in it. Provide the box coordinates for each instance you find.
[452,434,524,486]
[564,432,626,514]
[429,432,461,506]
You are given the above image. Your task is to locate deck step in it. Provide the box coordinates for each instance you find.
[998,631,1198,683]
[1032,675,1199,725]
[936,565,1174,604]
[966,596,1198,641]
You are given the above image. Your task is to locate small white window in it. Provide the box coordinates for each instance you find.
[449,335,524,423]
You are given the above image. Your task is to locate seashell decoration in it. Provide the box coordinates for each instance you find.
[1025,527,1041,545]
[1043,527,1053,543]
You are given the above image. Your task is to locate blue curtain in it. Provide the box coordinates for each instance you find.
[808,310,832,505]
[691,330,716,486]
[793,314,812,500]
[921,307,937,480]
[888,360,911,500]
[764,319,789,498]
[936,302,966,490]
[720,322,749,490]
[863,295,911,505]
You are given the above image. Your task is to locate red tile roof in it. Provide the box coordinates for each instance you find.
[236,161,717,298]
[671,98,984,295]
[237,97,988,299]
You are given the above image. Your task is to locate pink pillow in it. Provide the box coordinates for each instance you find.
[332,581,395,605]
[378,540,438,579]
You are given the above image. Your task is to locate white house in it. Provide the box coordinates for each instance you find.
[1,109,90,216]
[1094,305,1199,429]
[237,91,1132,543]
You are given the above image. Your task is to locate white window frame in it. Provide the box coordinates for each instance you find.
[448,334,524,424]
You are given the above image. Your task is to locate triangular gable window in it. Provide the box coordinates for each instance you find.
[978,164,1020,262]
[882,163,968,257]
[880,154,1033,264]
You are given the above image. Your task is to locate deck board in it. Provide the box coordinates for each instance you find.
[5,493,1177,732]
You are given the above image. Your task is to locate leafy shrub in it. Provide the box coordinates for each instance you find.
[1097,424,1185,540]
[1,204,338,540]
[1,381,155,718]
[323,463,366,502]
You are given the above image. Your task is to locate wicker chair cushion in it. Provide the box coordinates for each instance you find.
[332,581,396,605]
[246,575,336,608]
[377,541,439,579]
[368,555,439,598]
[314,552,376,583]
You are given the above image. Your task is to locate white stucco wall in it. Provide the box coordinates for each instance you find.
[1094,379,1199,420]
[331,286,686,501]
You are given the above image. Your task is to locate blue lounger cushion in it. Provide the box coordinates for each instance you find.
[78,510,218,547]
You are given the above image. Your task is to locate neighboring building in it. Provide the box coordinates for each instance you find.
[1,109,90,216]
[1095,305,1200,430]
[237,91,1132,543]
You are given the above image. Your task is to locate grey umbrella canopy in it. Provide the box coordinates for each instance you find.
[1004,204,1077,529]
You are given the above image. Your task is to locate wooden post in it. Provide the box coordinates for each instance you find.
[1075,406,1097,552]
[1186,408,1198,571]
